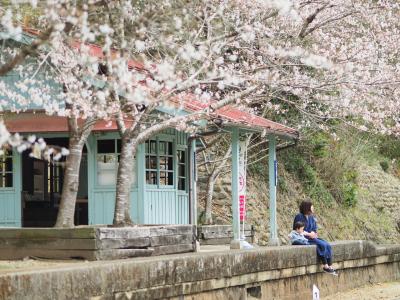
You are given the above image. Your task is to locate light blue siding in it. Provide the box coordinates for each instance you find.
[88,132,141,225]
[177,194,189,224]
[89,189,139,225]
[142,129,189,224]
[0,128,189,227]
[144,190,189,224]
[0,151,21,227]
[0,58,64,111]
[90,190,116,225]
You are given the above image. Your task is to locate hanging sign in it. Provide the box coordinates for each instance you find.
[239,139,248,222]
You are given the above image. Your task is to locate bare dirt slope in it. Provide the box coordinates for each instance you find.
[199,160,400,245]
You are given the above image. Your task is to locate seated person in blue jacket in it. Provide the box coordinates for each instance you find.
[293,200,337,274]
[289,221,309,245]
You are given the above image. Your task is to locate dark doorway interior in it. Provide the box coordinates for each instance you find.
[22,138,88,227]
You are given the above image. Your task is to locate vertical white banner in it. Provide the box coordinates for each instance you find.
[239,138,248,238]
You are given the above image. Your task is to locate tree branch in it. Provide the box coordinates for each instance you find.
[0,26,53,76]
[137,86,258,144]
[299,3,332,38]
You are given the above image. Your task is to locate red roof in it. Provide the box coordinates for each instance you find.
[11,29,299,139]
[173,95,298,138]
[4,113,128,133]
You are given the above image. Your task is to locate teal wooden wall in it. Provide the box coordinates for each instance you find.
[87,133,139,225]
[88,129,189,225]
[0,128,189,227]
[0,150,21,227]
[141,129,189,224]
[0,56,63,111]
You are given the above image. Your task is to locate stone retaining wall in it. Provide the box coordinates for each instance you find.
[198,225,254,245]
[0,240,399,299]
[0,225,196,260]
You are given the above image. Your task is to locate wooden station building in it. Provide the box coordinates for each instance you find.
[0,30,298,246]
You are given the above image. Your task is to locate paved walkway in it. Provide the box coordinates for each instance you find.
[322,281,400,300]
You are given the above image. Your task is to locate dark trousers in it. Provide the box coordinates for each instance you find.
[292,240,309,245]
[308,238,333,266]
[321,257,332,266]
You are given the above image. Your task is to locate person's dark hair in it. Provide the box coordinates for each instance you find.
[293,221,305,230]
[299,201,313,215]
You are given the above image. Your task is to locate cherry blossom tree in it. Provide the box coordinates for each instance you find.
[0,1,119,227]
[0,0,399,227]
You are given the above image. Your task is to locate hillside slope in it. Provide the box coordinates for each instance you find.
[198,155,400,245]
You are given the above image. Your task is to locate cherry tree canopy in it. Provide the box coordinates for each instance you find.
[0,0,398,140]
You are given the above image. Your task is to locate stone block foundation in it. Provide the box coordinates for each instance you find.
[0,240,399,299]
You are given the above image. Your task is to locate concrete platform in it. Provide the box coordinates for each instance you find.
[0,241,399,299]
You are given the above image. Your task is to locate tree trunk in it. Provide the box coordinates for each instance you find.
[113,136,137,226]
[55,117,94,228]
[204,146,231,225]
[55,134,84,227]
[204,172,217,224]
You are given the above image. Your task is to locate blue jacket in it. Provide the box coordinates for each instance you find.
[293,213,317,234]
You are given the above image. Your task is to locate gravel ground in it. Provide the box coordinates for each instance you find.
[322,281,400,300]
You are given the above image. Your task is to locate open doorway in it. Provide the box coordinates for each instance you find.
[21,138,88,227]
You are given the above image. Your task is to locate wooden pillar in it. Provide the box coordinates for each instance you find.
[137,143,146,224]
[230,128,243,249]
[189,138,197,226]
[268,134,279,246]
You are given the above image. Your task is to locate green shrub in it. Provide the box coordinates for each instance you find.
[248,161,265,176]
[380,160,389,172]
[378,136,400,159]
[282,128,363,208]
[343,182,357,207]
[283,149,333,205]
[309,132,330,158]
[278,176,288,193]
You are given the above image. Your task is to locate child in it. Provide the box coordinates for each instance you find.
[289,221,310,245]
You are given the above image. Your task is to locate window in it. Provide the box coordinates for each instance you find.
[47,161,63,194]
[145,140,157,185]
[145,140,174,186]
[177,150,186,191]
[97,139,121,186]
[0,149,12,188]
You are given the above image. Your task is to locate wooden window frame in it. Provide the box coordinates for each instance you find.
[0,149,13,188]
[145,138,175,189]
[96,139,120,187]
[177,148,187,192]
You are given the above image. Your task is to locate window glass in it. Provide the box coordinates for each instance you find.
[159,141,166,155]
[178,151,185,163]
[158,141,173,186]
[150,141,156,154]
[178,178,185,191]
[97,140,118,186]
[97,140,115,154]
[145,140,174,186]
[146,171,157,185]
[179,165,185,177]
[177,149,186,191]
[0,149,13,188]
[47,161,63,194]
[146,156,157,169]
[117,139,121,153]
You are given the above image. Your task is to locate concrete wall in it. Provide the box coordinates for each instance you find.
[0,241,399,300]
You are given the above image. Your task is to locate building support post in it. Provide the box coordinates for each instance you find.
[230,128,243,249]
[188,138,200,252]
[189,138,197,226]
[268,134,280,246]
